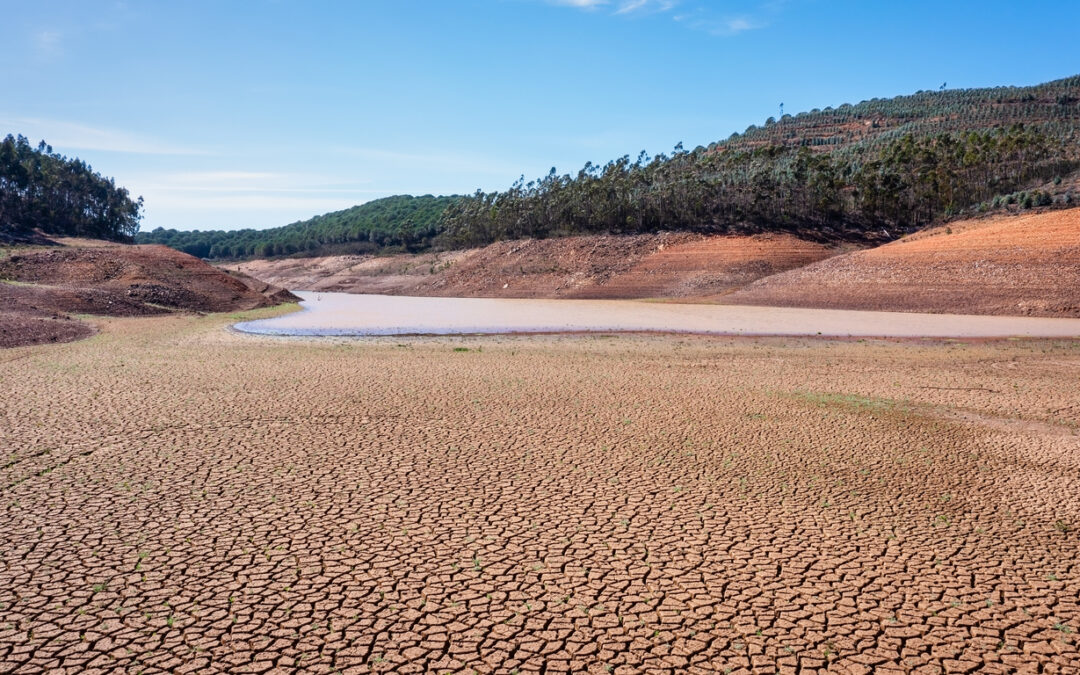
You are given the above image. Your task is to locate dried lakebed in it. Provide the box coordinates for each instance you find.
[2,310,1079,672]
[235,291,1080,338]
[3,312,1079,673]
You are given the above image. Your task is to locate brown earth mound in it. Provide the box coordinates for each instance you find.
[0,243,299,348]
[723,208,1080,317]
[233,232,839,300]
[0,310,95,349]
[221,268,303,305]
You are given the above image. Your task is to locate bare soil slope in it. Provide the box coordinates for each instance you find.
[233,232,839,300]
[0,242,298,348]
[724,208,1080,317]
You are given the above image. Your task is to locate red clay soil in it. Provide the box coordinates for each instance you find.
[0,242,298,348]
[0,308,95,349]
[233,232,840,300]
[724,208,1080,317]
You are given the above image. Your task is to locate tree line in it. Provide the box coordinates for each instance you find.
[140,74,1080,258]
[434,75,1078,248]
[138,195,457,258]
[0,134,143,242]
[437,125,1076,248]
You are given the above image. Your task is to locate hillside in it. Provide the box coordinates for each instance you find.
[137,77,1080,264]
[716,76,1080,153]
[232,207,1080,318]
[231,232,843,299]
[0,240,297,348]
[439,76,1080,249]
[0,134,143,242]
[137,194,459,259]
[723,207,1080,317]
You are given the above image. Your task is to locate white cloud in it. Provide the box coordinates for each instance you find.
[165,171,287,185]
[336,146,524,177]
[142,193,376,212]
[139,170,373,195]
[34,30,62,57]
[615,0,678,14]
[128,170,386,229]
[549,0,609,8]
[671,6,769,36]
[717,17,762,35]
[551,0,679,13]
[112,156,508,230]
[0,117,209,156]
[548,0,778,35]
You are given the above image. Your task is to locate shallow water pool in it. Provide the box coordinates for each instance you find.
[233,292,1080,338]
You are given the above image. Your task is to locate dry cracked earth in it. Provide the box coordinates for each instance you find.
[2,310,1079,674]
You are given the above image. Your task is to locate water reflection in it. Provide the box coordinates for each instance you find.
[233,292,1080,338]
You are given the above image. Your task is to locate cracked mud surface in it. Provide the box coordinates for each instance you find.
[2,312,1079,673]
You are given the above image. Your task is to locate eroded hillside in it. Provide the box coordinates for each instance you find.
[724,208,1080,317]
[0,240,298,348]
[231,232,841,300]
[231,207,1080,318]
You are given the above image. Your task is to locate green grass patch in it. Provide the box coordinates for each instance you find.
[224,302,301,321]
[789,390,910,415]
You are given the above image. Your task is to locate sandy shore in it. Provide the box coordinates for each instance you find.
[236,291,1080,338]
[2,310,1078,672]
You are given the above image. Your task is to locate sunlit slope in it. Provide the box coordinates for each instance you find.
[724,208,1080,316]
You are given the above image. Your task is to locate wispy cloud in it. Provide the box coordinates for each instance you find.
[546,0,783,35]
[0,117,208,156]
[615,0,678,14]
[549,0,610,9]
[674,13,764,36]
[33,30,63,58]
[723,18,759,34]
[141,171,373,195]
[143,194,378,212]
[127,157,512,229]
[130,170,384,228]
[336,146,524,177]
[550,0,679,14]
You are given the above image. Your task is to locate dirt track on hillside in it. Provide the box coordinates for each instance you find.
[1,313,1078,672]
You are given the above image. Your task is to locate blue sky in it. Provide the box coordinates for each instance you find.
[3,1,1078,231]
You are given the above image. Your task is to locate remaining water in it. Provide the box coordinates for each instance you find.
[233,291,1080,338]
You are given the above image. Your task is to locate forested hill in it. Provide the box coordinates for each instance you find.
[145,75,1080,260]
[715,76,1080,153]
[1,134,143,242]
[438,75,1080,247]
[137,195,459,259]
